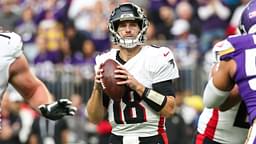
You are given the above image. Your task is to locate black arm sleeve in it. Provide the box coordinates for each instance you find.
[152,80,175,97]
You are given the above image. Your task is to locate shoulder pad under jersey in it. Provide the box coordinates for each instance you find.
[212,39,235,62]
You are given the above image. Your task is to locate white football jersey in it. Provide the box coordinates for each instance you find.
[197,103,249,144]
[197,39,249,144]
[0,32,23,99]
[95,45,179,137]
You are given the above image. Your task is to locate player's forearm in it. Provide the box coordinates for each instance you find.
[203,78,230,108]
[159,96,176,117]
[141,88,176,117]
[219,85,241,111]
[26,83,53,111]
[86,88,106,124]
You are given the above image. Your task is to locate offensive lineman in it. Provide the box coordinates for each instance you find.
[203,1,256,143]
[86,3,179,144]
[0,28,76,121]
[193,42,249,144]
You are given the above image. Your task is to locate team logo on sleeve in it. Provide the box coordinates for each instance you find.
[168,59,175,68]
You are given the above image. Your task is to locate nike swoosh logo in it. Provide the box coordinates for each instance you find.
[163,51,169,56]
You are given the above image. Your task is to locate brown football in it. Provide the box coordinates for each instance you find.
[101,59,126,102]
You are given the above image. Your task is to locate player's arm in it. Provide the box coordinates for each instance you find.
[206,62,241,111]
[127,79,176,118]
[87,68,107,124]
[151,81,176,118]
[9,55,52,109]
[203,60,236,108]
[219,84,241,111]
[9,55,76,120]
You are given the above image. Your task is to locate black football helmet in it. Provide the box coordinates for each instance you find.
[108,3,149,48]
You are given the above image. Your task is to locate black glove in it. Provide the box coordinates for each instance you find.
[38,99,77,120]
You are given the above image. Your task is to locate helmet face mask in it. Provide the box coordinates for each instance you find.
[108,3,149,48]
[239,1,256,34]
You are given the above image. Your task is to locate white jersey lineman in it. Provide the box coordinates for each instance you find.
[95,45,179,137]
[193,39,249,144]
[0,32,23,98]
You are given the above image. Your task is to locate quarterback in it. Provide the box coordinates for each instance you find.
[86,3,179,144]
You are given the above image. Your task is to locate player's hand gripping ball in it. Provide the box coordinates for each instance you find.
[100,59,126,102]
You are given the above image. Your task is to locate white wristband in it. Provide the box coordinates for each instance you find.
[142,88,167,111]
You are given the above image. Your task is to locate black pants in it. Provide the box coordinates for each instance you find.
[109,133,166,144]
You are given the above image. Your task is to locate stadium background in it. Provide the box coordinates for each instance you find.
[0,0,248,144]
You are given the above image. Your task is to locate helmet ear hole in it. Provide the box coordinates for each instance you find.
[113,21,120,31]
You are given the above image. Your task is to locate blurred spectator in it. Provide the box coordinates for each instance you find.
[90,0,111,52]
[78,39,97,80]
[33,35,58,96]
[28,116,68,144]
[0,0,19,31]
[202,36,223,81]
[5,85,38,144]
[75,40,97,101]
[59,38,85,65]
[15,6,37,43]
[175,1,201,37]
[147,0,170,40]
[35,0,70,25]
[19,0,43,15]
[15,6,38,63]
[157,6,175,40]
[146,20,157,41]
[0,91,22,144]
[166,0,181,7]
[197,0,230,54]
[64,20,89,54]
[174,90,199,144]
[65,94,88,144]
[33,35,61,65]
[165,113,186,144]
[68,0,97,35]
[37,19,64,55]
[170,19,199,93]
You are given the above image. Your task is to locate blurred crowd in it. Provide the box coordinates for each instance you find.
[0,0,250,144]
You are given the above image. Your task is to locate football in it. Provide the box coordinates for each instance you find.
[101,59,126,102]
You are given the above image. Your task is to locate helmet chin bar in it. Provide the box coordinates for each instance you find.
[115,31,143,48]
[119,37,142,48]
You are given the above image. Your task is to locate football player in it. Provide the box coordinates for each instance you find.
[193,41,249,144]
[0,28,76,120]
[86,3,179,144]
[203,1,256,143]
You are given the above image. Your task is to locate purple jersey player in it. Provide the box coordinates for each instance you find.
[203,1,256,143]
